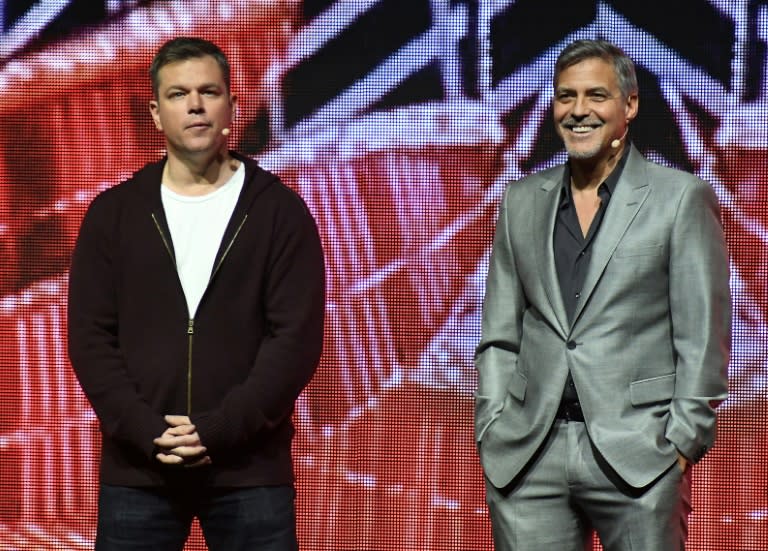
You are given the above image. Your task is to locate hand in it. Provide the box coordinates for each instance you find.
[153,415,211,467]
[676,452,688,473]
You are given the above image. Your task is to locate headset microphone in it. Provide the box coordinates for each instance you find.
[611,127,629,149]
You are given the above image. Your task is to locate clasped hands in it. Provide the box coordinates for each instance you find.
[153,414,211,468]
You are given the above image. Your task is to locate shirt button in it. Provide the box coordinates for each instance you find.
[567,340,577,350]
[575,292,581,299]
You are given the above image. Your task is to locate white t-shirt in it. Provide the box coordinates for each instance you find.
[161,164,245,317]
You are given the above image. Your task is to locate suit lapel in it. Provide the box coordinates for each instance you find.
[571,146,652,326]
[533,171,569,338]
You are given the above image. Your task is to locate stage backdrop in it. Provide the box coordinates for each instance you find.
[0,1,766,549]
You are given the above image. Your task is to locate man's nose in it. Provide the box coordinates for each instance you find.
[571,95,590,117]
[187,92,204,112]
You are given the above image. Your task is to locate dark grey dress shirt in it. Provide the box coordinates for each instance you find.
[554,144,631,402]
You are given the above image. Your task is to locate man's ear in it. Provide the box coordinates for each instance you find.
[625,93,639,122]
[149,99,162,131]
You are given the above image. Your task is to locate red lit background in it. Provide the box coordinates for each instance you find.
[0,1,765,549]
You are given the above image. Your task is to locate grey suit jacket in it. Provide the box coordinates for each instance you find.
[475,145,731,489]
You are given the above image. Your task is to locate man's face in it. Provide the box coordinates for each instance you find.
[553,57,638,161]
[149,55,236,159]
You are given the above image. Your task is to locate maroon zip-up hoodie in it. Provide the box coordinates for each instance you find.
[68,152,325,487]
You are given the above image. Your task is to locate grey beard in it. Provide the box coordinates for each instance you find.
[565,142,602,159]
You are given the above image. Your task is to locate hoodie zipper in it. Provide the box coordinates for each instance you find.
[152,212,248,415]
[210,214,248,281]
[186,318,194,415]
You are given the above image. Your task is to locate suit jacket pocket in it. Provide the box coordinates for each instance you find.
[475,391,509,443]
[507,370,527,402]
[630,373,675,406]
[615,244,663,258]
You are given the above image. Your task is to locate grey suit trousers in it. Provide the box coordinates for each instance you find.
[485,420,691,551]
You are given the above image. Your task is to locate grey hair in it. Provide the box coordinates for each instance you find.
[553,39,638,98]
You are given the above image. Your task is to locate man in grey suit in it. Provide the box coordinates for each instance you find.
[475,39,731,550]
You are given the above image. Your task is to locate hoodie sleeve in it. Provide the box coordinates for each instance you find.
[67,189,167,458]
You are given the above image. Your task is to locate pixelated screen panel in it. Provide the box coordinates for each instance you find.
[0,1,766,549]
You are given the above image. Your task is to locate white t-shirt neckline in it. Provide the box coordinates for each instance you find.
[161,163,245,317]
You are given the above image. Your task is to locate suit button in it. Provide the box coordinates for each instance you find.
[695,446,708,462]
[567,340,577,350]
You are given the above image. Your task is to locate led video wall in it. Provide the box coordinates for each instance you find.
[0,0,766,549]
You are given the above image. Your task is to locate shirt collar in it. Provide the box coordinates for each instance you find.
[559,140,632,206]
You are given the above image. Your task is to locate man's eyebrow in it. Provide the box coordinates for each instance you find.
[555,86,612,92]
[164,82,223,91]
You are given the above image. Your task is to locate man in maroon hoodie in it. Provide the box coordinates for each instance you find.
[68,37,325,550]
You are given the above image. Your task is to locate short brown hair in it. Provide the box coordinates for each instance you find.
[150,37,230,97]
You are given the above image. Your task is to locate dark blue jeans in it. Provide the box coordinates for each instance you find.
[96,484,298,550]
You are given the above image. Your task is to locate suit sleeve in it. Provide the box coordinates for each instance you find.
[67,192,168,458]
[474,185,526,443]
[191,192,325,456]
[665,179,731,463]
